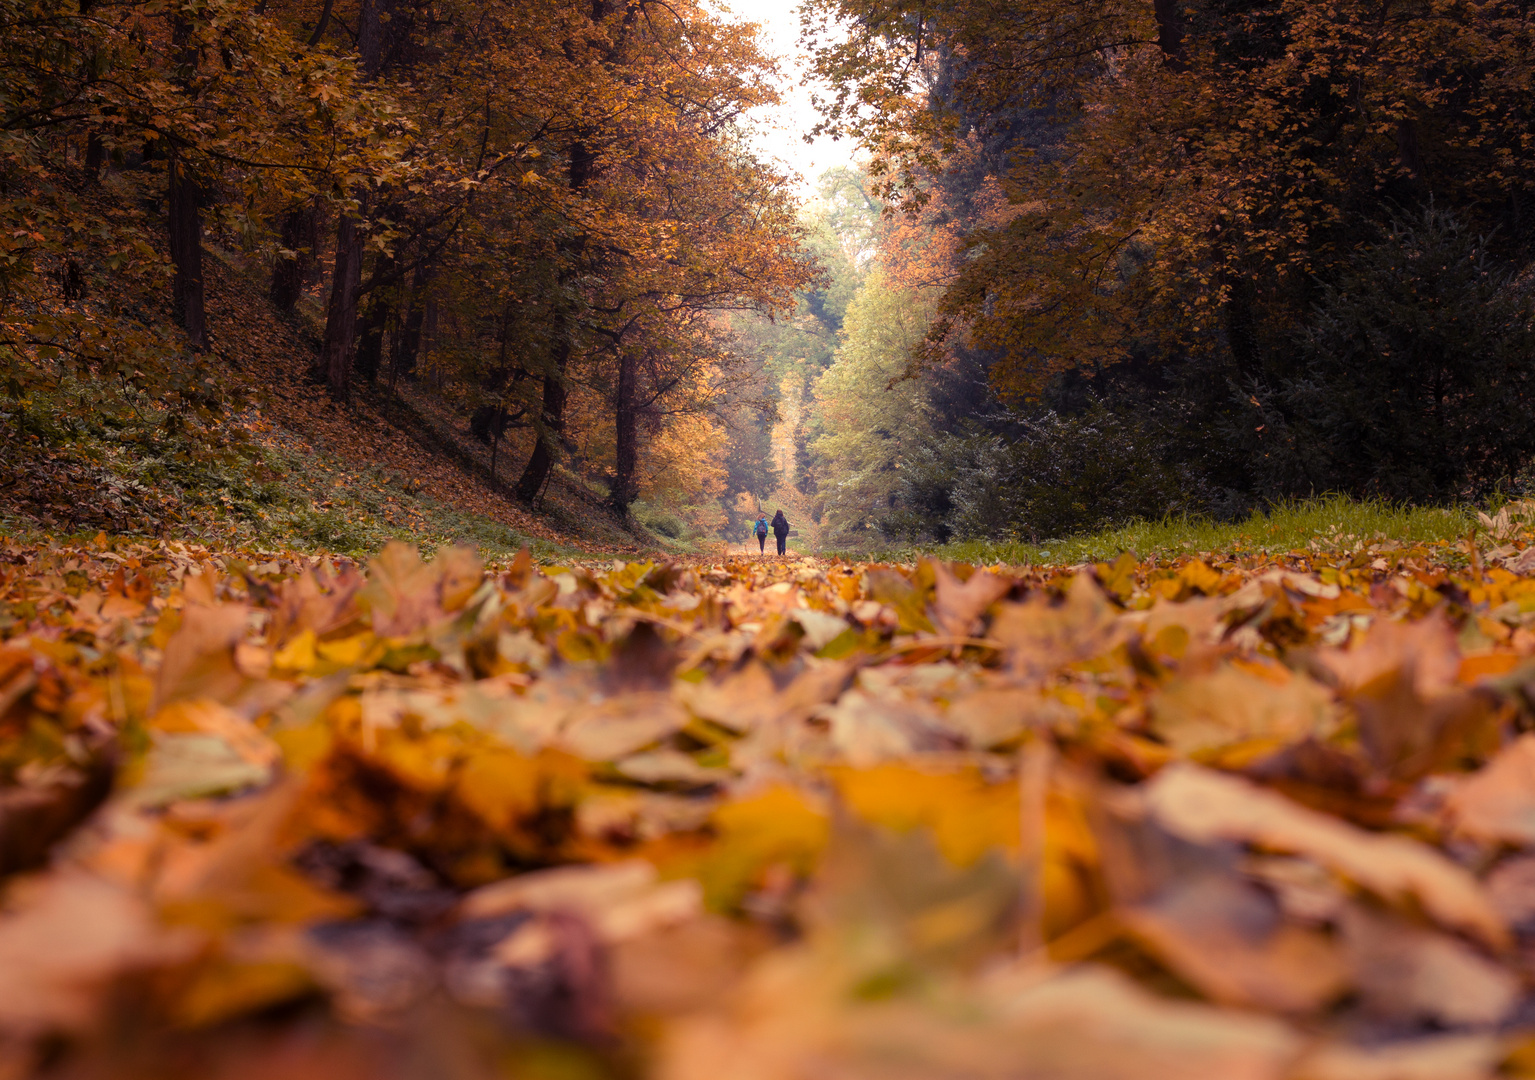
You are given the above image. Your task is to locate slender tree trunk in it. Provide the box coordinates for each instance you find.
[353,250,396,382]
[514,344,568,504]
[610,348,639,511]
[322,213,364,399]
[306,0,335,45]
[167,156,206,350]
[490,404,504,481]
[317,0,384,400]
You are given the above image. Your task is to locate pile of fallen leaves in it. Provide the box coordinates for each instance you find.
[5,532,1535,1079]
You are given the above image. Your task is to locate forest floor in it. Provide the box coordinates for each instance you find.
[6,528,1535,1078]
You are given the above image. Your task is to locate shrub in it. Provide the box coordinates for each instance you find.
[884,401,1201,543]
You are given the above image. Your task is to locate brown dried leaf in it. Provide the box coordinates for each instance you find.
[1144,765,1509,948]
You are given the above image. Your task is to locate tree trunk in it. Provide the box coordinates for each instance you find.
[316,0,383,400]
[270,204,319,311]
[167,156,206,350]
[1153,0,1185,69]
[357,0,385,76]
[167,11,206,351]
[515,347,568,504]
[610,348,639,511]
[322,213,364,400]
[389,264,428,387]
[354,294,391,383]
[84,133,103,180]
[490,404,504,481]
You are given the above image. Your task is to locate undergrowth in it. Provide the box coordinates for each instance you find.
[1,379,577,560]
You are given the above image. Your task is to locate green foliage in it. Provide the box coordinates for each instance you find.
[808,271,937,545]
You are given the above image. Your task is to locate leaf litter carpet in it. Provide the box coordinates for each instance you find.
[6,535,1535,1078]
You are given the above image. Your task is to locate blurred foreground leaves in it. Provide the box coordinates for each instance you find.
[6,532,1535,1077]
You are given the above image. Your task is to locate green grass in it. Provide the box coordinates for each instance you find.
[838,495,1480,566]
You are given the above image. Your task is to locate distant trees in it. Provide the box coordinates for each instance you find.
[810,271,934,544]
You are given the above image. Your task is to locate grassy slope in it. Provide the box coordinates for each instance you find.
[0,230,675,561]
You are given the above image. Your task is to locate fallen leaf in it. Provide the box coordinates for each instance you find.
[1144,764,1508,948]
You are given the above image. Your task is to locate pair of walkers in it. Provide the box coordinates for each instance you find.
[752,510,790,555]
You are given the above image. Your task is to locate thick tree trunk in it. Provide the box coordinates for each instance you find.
[389,264,428,387]
[1153,0,1185,69]
[167,157,206,350]
[166,10,206,351]
[270,204,319,311]
[322,213,364,400]
[84,133,103,180]
[357,0,385,76]
[515,350,568,504]
[610,349,639,511]
[354,295,391,383]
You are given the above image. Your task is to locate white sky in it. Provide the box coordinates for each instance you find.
[719,0,855,199]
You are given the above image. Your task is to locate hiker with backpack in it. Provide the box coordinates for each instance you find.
[771,509,790,556]
[752,512,769,554]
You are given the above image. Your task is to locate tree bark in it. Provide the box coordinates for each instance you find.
[610,348,639,511]
[514,343,568,504]
[167,11,206,350]
[1153,0,1186,69]
[354,293,391,383]
[167,156,206,350]
[316,0,384,400]
[322,213,364,399]
[389,263,428,387]
[357,0,385,77]
[306,0,335,45]
[84,133,103,180]
[270,204,319,311]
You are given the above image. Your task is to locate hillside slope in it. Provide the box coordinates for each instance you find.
[1,240,656,559]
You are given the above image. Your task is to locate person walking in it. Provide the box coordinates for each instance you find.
[752,512,769,554]
[771,509,790,556]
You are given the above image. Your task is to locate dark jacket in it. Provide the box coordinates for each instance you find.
[771,511,789,537]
